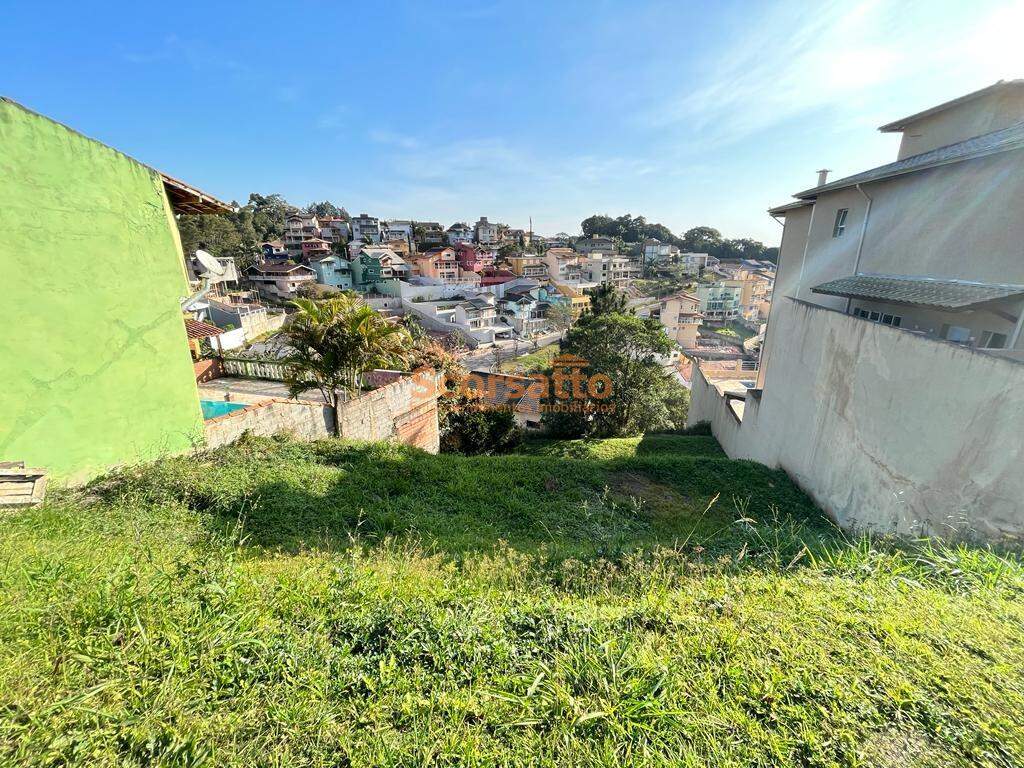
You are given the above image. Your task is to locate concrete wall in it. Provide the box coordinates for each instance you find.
[0,98,204,482]
[336,368,440,453]
[204,399,335,449]
[690,298,1024,541]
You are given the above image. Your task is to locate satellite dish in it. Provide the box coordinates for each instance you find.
[195,249,226,277]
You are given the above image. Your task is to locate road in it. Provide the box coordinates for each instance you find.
[461,330,562,372]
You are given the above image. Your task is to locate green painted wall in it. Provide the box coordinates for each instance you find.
[0,99,204,482]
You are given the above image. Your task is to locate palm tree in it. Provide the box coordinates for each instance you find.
[281,295,411,409]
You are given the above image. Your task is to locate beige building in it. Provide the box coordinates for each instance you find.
[659,292,703,349]
[688,80,1024,541]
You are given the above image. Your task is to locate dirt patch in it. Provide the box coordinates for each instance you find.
[608,472,695,519]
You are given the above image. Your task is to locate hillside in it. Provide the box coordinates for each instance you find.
[1,435,1022,766]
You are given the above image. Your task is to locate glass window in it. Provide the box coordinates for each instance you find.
[832,208,849,237]
[869,311,880,321]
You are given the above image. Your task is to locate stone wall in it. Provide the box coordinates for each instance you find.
[204,399,335,449]
[337,367,440,453]
[689,298,1024,542]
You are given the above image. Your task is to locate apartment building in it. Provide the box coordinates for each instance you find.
[319,217,350,245]
[688,81,1024,540]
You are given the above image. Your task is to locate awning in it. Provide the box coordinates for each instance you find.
[810,274,1024,309]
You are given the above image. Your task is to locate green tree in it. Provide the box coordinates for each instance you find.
[281,295,411,409]
[588,284,630,316]
[307,201,350,220]
[440,397,523,455]
[542,312,683,438]
[681,226,723,253]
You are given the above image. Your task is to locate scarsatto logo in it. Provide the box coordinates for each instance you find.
[445,354,615,413]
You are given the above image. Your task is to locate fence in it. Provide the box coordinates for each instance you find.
[221,357,289,381]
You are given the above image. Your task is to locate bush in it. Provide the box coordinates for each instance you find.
[440,398,523,455]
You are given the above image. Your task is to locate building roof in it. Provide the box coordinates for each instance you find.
[792,120,1024,199]
[184,317,223,340]
[250,262,315,275]
[878,80,1024,132]
[810,274,1024,309]
[467,372,542,416]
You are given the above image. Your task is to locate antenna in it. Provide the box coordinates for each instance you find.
[195,249,226,278]
[181,250,227,310]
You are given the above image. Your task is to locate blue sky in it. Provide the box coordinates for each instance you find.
[3,0,1022,242]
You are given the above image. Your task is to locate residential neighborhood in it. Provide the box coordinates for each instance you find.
[3,2,1024,761]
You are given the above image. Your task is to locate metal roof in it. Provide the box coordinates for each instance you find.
[793,120,1024,199]
[810,274,1024,309]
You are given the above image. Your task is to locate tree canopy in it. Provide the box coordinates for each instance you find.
[581,213,778,263]
[542,312,688,438]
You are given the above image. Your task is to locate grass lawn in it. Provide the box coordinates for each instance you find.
[1,435,1023,766]
[501,342,560,373]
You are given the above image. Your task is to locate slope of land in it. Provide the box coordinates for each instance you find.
[1,435,1022,767]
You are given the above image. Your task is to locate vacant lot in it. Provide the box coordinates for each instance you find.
[1,435,1022,767]
[500,342,560,373]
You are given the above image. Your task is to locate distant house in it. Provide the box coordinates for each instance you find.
[310,254,354,290]
[543,248,583,283]
[479,266,517,287]
[300,237,332,261]
[412,247,460,284]
[383,219,414,248]
[581,255,639,287]
[415,221,445,247]
[659,292,703,349]
[283,212,320,258]
[350,246,407,292]
[319,217,350,245]
[446,222,474,245]
[261,240,288,259]
[575,235,616,256]
[642,238,678,265]
[465,371,543,430]
[454,295,499,330]
[696,282,743,323]
[247,262,317,300]
[496,281,571,335]
[475,216,499,245]
[455,242,495,272]
[506,254,548,279]
[1,96,232,482]
[351,213,382,244]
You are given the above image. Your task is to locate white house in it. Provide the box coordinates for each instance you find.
[688,80,1024,541]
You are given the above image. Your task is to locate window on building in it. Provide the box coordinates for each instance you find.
[832,208,849,237]
[980,331,1008,349]
[941,325,971,343]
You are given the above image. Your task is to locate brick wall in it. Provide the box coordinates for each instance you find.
[337,367,440,453]
[201,368,440,453]
[193,358,223,383]
[204,399,335,449]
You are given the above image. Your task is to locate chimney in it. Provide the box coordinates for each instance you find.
[816,168,831,186]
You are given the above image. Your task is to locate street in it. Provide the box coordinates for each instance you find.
[460,330,562,372]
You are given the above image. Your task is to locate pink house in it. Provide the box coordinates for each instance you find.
[455,242,495,273]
